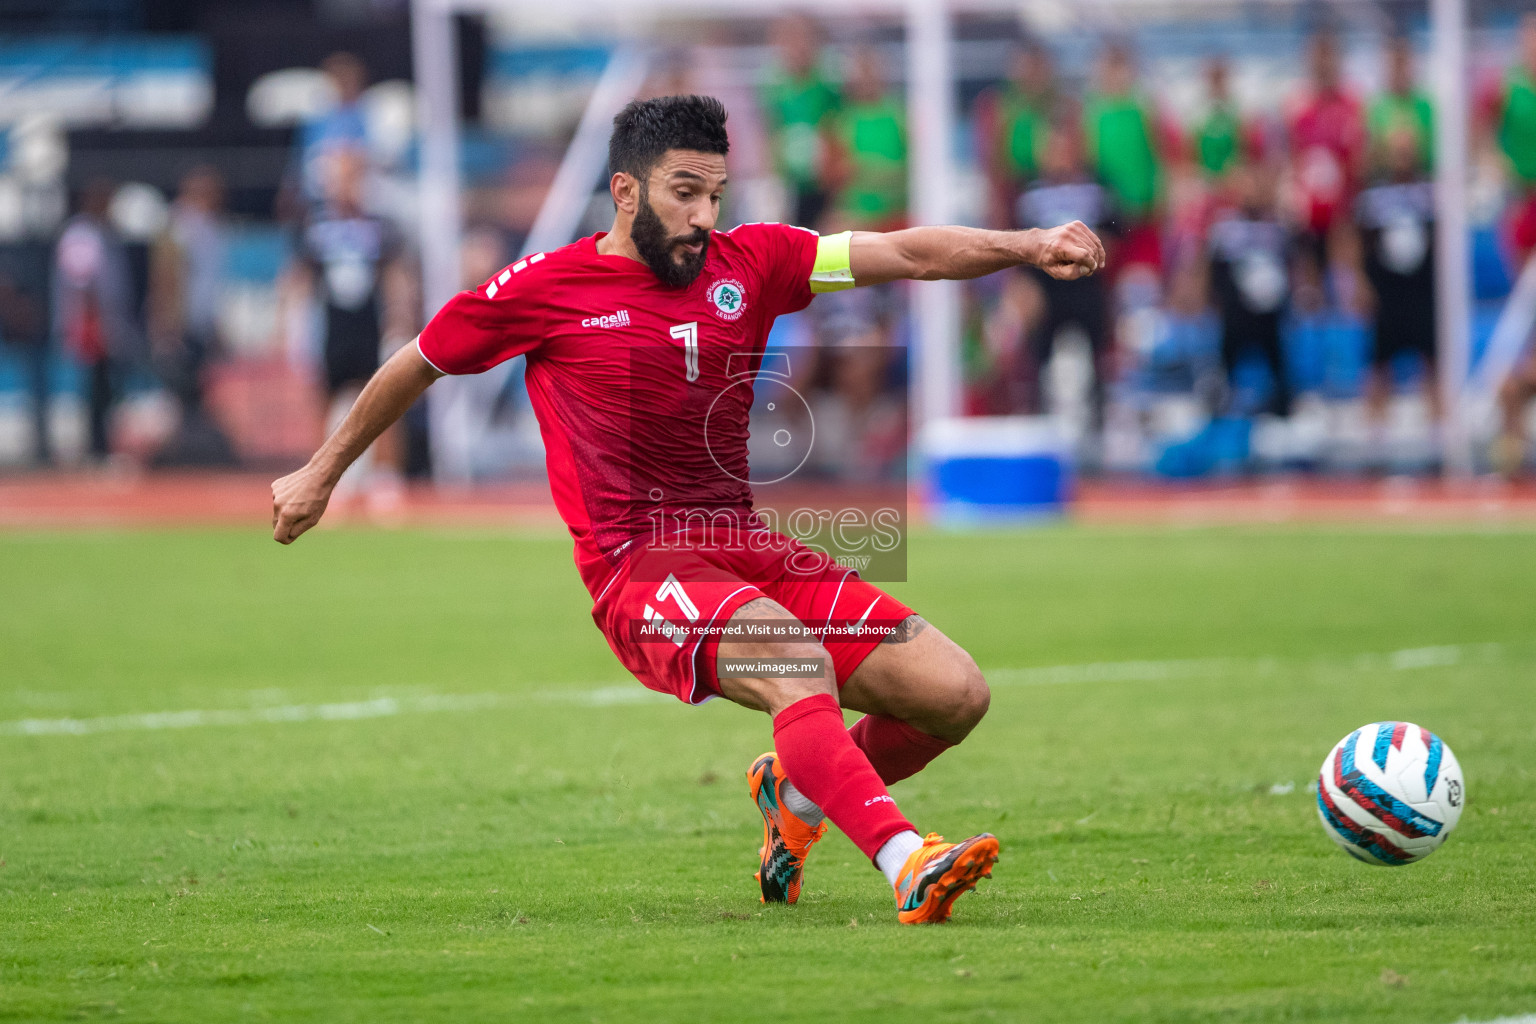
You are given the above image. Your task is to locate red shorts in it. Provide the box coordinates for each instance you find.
[591,531,914,705]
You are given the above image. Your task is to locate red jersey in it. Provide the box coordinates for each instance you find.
[418,222,819,596]
[1287,88,1366,233]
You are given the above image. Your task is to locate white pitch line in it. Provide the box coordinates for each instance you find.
[987,642,1507,688]
[1456,1017,1536,1024]
[0,641,1516,739]
[0,684,675,738]
[987,656,1243,687]
[0,694,509,737]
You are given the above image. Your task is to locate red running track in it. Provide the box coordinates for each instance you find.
[2,472,1536,531]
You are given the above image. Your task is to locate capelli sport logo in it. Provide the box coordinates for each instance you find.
[708,278,746,321]
[582,309,632,329]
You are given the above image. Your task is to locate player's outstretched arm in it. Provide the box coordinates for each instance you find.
[271,340,443,544]
[846,222,1105,286]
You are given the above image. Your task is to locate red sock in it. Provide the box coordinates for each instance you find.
[772,694,914,862]
[849,714,956,785]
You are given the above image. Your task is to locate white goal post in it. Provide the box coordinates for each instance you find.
[409,0,1476,480]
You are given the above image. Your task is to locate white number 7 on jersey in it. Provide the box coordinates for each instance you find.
[670,322,699,382]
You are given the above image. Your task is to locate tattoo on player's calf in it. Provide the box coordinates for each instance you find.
[881,615,929,644]
[733,597,785,620]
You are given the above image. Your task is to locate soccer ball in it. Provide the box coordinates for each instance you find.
[1316,721,1464,866]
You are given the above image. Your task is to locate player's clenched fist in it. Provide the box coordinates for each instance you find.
[1032,221,1107,281]
[271,466,333,545]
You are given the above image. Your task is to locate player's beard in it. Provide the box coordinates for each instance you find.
[632,186,709,289]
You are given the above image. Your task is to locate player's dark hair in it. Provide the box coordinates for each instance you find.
[608,95,730,181]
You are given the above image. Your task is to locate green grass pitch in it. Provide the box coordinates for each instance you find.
[1,524,1533,1022]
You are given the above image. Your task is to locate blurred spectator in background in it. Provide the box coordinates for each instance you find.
[1368,37,1434,175]
[0,242,53,466]
[147,166,237,466]
[1494,344,1536,479]
[1083,41,1162,270]
[1190,56,1250,184]
[1353,127,1438,443]
[1496,14,1536,266]
[809,342,905,482]
[1171,56,1270,273]
[824,46,907,232]
[1286,31,1366,297]
[1491,15,1536,479]
[988,127,1115,425]
[285,52,372,220]
[761,14,840,229]
[293,146,406,503]
[1204,163,1296,418]
[53,178,142,463]
[977,41,1058,230]
[808,35,906,459]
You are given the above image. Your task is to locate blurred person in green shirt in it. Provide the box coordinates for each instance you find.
[1174,56,1275,280]
[1191,57,1246,180]
[1368,37,1434,175]
[824,47,908,232]
[1084,41,1163,269]
[977,42,1058,229]
[761,14,841,229]
[1186,55,1272,237]
[1497,14,1536,191]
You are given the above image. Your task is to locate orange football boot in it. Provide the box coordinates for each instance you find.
[747,752,827,904]
[893,832,1000,924]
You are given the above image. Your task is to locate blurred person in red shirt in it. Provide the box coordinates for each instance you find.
[1285,31,1366,298]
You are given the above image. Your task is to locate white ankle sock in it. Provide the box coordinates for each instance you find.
[875,830,924,886]
[780,780,825,826]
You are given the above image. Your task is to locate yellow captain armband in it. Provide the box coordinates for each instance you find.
[810,230,855,293]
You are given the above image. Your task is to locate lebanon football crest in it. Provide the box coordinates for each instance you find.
[708,278,747,321]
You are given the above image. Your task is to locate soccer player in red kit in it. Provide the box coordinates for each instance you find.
[272,96,1104,924]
